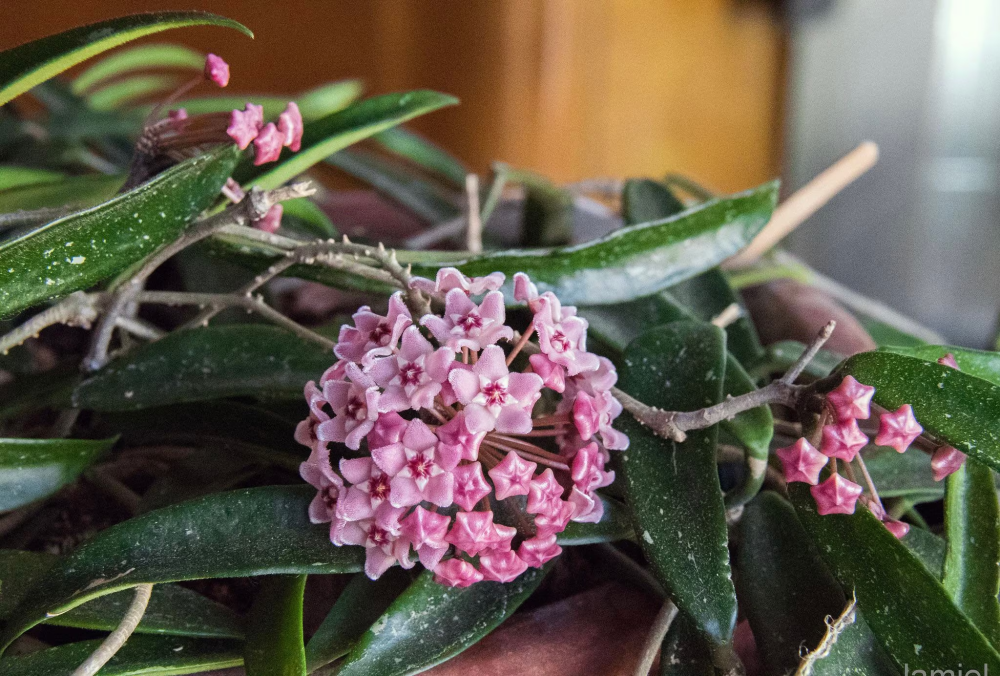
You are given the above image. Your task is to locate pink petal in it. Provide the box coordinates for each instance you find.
[204,54,230,87]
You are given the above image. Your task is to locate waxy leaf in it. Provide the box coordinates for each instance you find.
[860,446,943,504]
[0,636,242,676]
[305,569,411,672]
[884,344,1000,387]
[622,178,685,225]
[841,351,1000,474]
[736,492,849,675]
[616,322,737,645]
[790,483,1000,672]
[87,73,178,110]
[0,550,244,639]
[659,612,716,676]
[242,90,459,191]
[74,324,332,411]
[943,458,1000,644]
[900,527,945,579]
[0,436,114,510]
[0,173,123,213]
[72,43,205,94]
[0,485,363,651]
[0,12,252,107]
[245,574,307,676]
[336,567,546,676]
[0,166,64,192]
[0,146,241,318]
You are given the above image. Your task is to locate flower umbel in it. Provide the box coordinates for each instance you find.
[297,270,627,586]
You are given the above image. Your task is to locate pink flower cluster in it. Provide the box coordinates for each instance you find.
[777,356,967,539]
[297,269,627,586]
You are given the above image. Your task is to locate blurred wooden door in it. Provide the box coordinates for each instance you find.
[0,0,785,192]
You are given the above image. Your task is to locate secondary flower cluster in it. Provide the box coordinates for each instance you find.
[776,354,967,538]
[297,269,628,586]
[134,54,302,231]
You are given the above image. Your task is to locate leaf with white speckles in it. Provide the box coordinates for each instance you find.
[614,322,737,647]
[0,145,241,318]
[0,436,115,510]
[0,485,363,654]
[336,568,545,676]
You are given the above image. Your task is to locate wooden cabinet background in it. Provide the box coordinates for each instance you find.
[0,0,785,193]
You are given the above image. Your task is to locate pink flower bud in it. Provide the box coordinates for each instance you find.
[204,54,230,87]
[227,103,264,150]
[826,375,875,421]
[277,102,304,152]
[938,353,959,369]
[820,419,869,462]
[810,473,863,515]
[434,558,483,587]
[875,404,923,454]
[775,438,828,484]
[883,519,910,539]
[931,445,966,481]
[253,122,284,165]
[488,451,537,500]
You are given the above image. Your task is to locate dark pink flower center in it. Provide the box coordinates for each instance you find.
[370,473,391,502]
[322,488,337,510]
[407,452,433,479]
[368,525,390,546]
[399,362,424,387]
[482,382,509,407]
[370,321,391,346]
[550,330,571,353]
[458,312,483,332]
[345,396,366,420]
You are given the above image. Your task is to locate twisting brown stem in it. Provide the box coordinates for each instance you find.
[0,292,104,355]
[71,584,153,676]
[633,599,679,676]
[615,321,837,443]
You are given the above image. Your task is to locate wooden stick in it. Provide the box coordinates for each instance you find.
[724,141,879,269]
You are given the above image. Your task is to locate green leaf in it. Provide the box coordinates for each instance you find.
[0,636,242,676]
[749,340,841,381]
[0,173,123,213]
[280,197,338,238]
[0,436,115,510]
[615,322,736,645]
[0,166,64,192]
[0,145,241,318]
[296,80,365,121]
[336,567,545,676]
[87,74,179,110]
[0,12,252,107]
[659,612,715,676]
[900,527,946,579]
[0,485,363,651]
[0,549,244,638]
[841,351,1000,474]
[579,295,771,507]
[244,574,306,676]
[72,43,205,94]
[305,569,411,672]
[374,126,469,187]
[74,324,331,411]
[326,149,460,224]
[556,494,633,545]
[862,446,944,504]
[790,483,1000,672]
[736,492,848,674]
[622,178,686,225]
[943,458,1000,645]
[859,313,927,348]
[242,90,459,191]
[883,344,1000,387]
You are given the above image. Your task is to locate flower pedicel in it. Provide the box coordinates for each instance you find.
[298,269,628,586]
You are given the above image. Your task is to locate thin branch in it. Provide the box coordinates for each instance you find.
[83,183,315,372]
[71,584,153,676]
[137,291,336,351]
[615,321,836,443]
[115,316,166,341]
[710,303,742,329]
[633,599,679,676]
[179,255,298,330]
[0,292,103,355]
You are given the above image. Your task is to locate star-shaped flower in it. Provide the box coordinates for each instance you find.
[338,504,410,579]
[445,511,509,556]
[526,468,565,515]
[434,558,483,587]
[226,103,263,149]
[452,462,492,511]
[820,419,869,462]
[488,451,538,500]
[875,404,923,453]
[368,325,454,412]
[518,534,562,567]
[449,345,543,435]
[336,457,391,522]
[253,122,284,165]
[931,445,966,481]
[528,353,566,393]
[571,390,629,450]
[567,486,603,524]
[571,442,614,493]
[299,444,344,523]
[371,419,457,508]
[534,297,599,376]
[826,376,875,422]
[400,505,451,570]
[478,549,529,583]
[810,473,863,515]
[316,363,380,450]
[421,288,513,351]
[536,497,577,534]
[775,438,828,484]
[277,102,303,151]
[410,268,505,296]
[334,292,412,364]
[436,412,485,462]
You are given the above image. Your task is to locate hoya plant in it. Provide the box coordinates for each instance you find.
[0,11,997,676]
